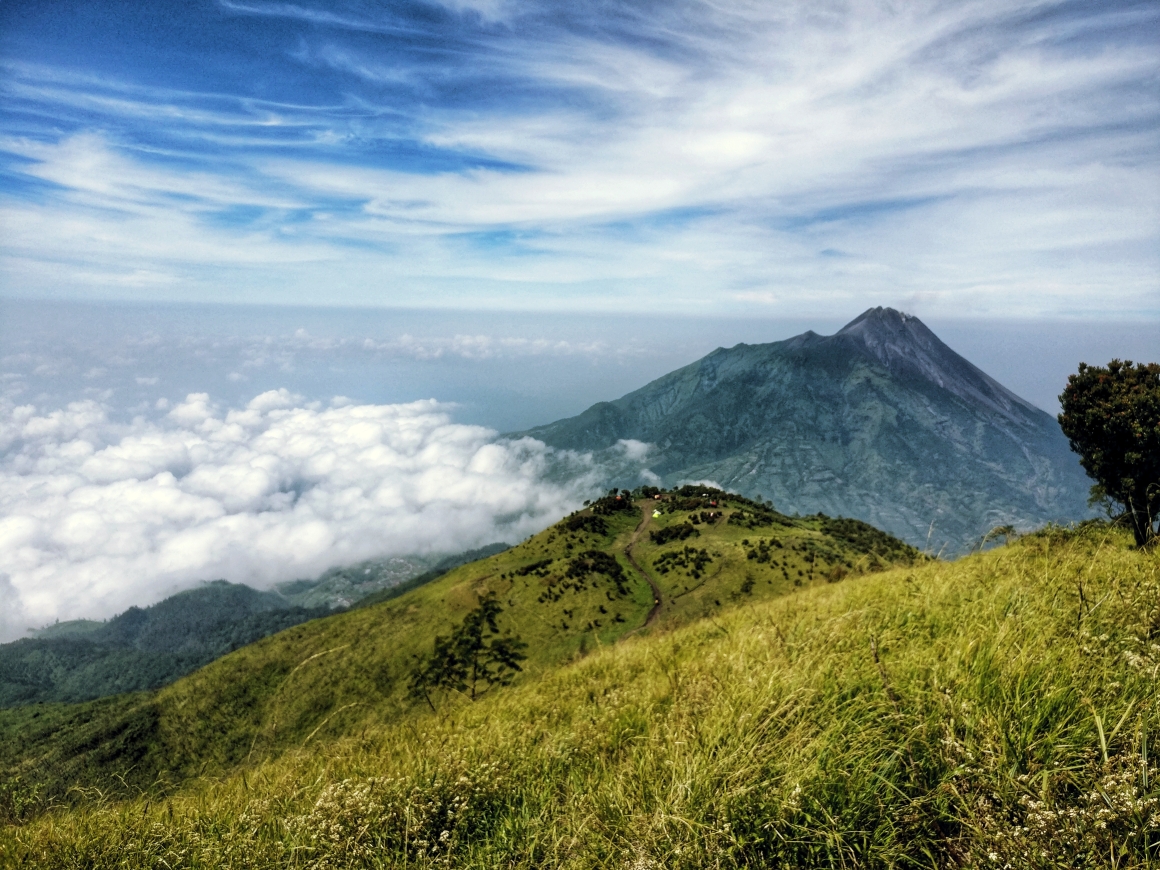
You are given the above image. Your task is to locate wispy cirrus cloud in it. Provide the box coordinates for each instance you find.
[0,0,1156,317]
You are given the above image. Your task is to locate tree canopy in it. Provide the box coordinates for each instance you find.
[1058,359,1160,546]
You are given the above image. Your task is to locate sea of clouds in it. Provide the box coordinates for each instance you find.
[0,389,638,642]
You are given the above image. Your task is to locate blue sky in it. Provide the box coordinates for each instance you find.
[1,0,1157,317]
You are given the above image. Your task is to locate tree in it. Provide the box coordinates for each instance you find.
[408,592,527,710]
[1058,359,1160,546]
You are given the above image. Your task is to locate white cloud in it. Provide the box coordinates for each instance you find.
[1,1,1156,317]
[376,333,612,361]
[615,439,651,462]
[429,0,514,24]
[0,391,612,641]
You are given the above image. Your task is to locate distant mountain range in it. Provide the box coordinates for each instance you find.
[273,554,450,609]
[519,307,1093,553]
[0,543,508,708]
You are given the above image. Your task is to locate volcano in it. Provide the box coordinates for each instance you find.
[518,307,1093,553]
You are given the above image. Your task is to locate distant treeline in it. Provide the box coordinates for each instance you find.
[0,584,332,707]
[1,543,511,709]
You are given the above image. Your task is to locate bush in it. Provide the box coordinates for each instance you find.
[589,491,636,516]
[649,524,700,545]
[565,551,631,596]
[562,514,609,536]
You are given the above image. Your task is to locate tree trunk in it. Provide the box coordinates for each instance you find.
[1126,494,1155,547]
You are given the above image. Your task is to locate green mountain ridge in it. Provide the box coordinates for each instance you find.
[0,582,331,708]
[517,307,1094,553]
[0,487,921,812]
[1,544,510,709]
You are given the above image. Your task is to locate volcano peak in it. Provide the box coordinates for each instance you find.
[836,306,934,349]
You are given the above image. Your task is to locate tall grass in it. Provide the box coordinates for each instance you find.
[3,523,1157,868]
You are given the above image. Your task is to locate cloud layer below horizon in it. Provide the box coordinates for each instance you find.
[0,390,610,642]
[1,0,1157,317]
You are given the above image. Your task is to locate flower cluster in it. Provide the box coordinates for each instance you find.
[965,755,1159,869]
[290,759,512,868]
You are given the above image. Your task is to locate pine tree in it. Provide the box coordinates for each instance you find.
[408,592,527,709]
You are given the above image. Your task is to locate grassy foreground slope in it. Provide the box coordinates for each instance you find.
[3,522,1157,868]
[0,488,912,810]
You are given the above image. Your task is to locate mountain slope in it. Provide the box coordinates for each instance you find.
[520,307,1092,552]
[274,553,447,609]
[4,522,1155,868]
[0,487,920,807]
[0,583,331,707]
[1,545,510,708]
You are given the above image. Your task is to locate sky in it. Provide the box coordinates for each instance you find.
[1,0,1158,638]
[1,0,1157,317]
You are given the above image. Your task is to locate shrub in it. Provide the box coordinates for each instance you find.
[562,514,609,536]
[649,524,700,545]
[565,551,631,596]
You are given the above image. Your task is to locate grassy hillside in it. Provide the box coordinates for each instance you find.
[0,488,917,812]
[0,582,332,707]
[1,519,1155,867]
[1,546,511,711]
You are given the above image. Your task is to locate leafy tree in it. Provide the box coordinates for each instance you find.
[408,592,527,710]
[1058,359,1160,546]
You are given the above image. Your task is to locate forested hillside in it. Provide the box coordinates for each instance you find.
[0,583,331,707]
[0,544,509,708]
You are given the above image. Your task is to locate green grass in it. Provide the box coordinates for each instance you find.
[0,491,911,811]
[3,508,1156,867]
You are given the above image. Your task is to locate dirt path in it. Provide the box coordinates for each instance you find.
[624,501,663,627]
